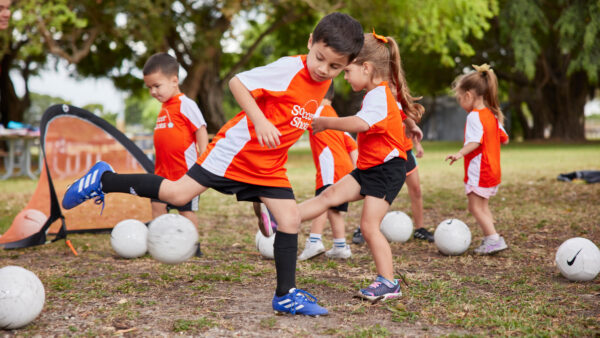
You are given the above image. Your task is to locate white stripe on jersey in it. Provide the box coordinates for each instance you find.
[179,95,207,129]
[318,146,335,186]
[201,116,251,176]
[467,153,482,186]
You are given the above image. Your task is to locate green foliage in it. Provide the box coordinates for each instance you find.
[124,92,160,132]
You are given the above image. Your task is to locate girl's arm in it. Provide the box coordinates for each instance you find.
[195,125,209,155]
[349,149,358,167]
[229,76,281,148]
[403,118,423,142]
[311,116,369,134]
[413,139,424,158]
[445,142,480,165]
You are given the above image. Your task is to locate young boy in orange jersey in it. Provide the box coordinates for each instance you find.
[62,12,364,316]
[298,84,358,260]
[143,53,209,229]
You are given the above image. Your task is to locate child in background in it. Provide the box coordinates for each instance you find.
[62,12,364,316]
[298,31,424,301]
[143,53,208,228]
[446,63,509,255]
[298,84,358,261]
[352,131,434,244]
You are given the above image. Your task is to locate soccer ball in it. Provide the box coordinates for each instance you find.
[555,237,600,281]
[147,214,199,264]
[434,219,472,255]
[0,266,45,329]
[12,209,48,238]
[255,230,275,259]
[380,211,413,243]
[110,219,148,258]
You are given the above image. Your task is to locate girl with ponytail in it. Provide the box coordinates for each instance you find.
[446,64,510,255]
[299,31,423,301]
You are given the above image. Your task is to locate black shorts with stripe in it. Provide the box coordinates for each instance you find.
[349,157,406,205]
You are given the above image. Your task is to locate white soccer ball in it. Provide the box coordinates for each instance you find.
[255,231,275,259]
[147,214,199,264]
[434,219,472,255]
[380,211,413,243]
[110,219,148,258]
[0,266,45,329]
[555,237,600,281]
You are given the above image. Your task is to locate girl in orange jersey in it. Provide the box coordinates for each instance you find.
[446,64,509,255]
[299,31,424,302]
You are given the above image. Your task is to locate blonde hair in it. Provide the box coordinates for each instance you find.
[352,33,424,122]
[453,64,504,125]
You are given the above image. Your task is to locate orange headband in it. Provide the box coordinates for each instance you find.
[372,29,388,44]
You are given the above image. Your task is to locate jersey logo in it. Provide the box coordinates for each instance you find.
[290,99,319,130]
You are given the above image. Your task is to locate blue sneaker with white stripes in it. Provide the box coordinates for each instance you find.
[62,161,114,210]
[357,275,402,302]
[272,288,328,316]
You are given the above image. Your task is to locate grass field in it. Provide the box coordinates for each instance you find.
[1,141,599,336]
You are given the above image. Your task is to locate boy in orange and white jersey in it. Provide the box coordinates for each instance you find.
[143,53,208,228]
[62,13,364,316]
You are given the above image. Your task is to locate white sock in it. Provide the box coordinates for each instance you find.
[309,233,322,243]
[485,233,500,241]
[333,238,346,248]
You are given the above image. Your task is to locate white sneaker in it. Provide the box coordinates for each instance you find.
[298,239,325,261]
[474,236,508,255]
[325,245,352,259]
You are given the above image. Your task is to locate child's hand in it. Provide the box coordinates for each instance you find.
[406,125,423,142]
[254,118,281,148]
[311,117,326,134]
[445,152,462,165]
[414,141,424,158]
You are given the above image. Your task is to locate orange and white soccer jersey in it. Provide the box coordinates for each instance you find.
[309,105,357,190]
[463,107,509,187]
[154,93,206,180]
[355,82,407,170]
[197,55,331,187]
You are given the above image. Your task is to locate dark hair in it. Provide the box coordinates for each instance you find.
[143,52,179,77]
[453,66,504,125]
[324,83,335,101]
[353,34,424,122]
[312,12,364,61]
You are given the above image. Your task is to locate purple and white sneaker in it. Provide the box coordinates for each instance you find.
[474,236,508,255]
[357,275,402,302]
[255,203,277,237]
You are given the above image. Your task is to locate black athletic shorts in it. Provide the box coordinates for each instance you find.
[187,163,294,202]
[349,157,406,204]
[405,149,418,176]
[151,196,198,212]
[315,184,349,212]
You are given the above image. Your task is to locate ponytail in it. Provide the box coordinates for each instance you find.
[458,64,504,125]
[387,37,424,123]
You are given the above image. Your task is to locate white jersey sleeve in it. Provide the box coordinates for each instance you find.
[180,95,207,130]
[236,56,304,93]
[356,86,388,127]
[464,111,483,145]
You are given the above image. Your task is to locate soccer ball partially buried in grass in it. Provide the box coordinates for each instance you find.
[434,219,472,255]
[147,214,199,264]
[0,266,45,329]
[255,230,275,259]
[555,237,600,281]
[380,211,413,243]
[110,219,148,258]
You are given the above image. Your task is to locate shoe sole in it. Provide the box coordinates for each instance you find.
[274,310,327,317]
[298,250,325,261]
[354,290,402,303]
[475,246,508,255]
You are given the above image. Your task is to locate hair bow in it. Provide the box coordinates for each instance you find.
[472,63,491,73]
[372,29,388,44]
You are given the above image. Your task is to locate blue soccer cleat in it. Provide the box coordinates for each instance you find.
[62,161,114,210]
[272,288,328,316]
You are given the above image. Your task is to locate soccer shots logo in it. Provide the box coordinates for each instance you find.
[290,99,319,130]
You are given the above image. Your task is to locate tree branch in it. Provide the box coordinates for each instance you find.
[36,18,99,64]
